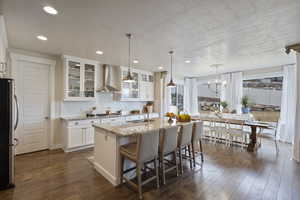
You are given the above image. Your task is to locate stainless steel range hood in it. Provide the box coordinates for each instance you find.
[97,64,121,93]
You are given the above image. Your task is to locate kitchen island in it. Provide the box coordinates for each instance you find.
[92,118,184,186]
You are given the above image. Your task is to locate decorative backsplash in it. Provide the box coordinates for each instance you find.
[61,93,145,117]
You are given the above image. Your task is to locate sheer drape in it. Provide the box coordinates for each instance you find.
[278,65,296,143]
[221,72,243,114]
[293,53,300,162]
[184,78,199,115]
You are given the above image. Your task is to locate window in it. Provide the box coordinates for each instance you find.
[197,82,221,113]
[243,76,282,122]
[170,84,184,113]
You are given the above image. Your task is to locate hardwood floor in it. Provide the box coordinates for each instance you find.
[1,138,299,200]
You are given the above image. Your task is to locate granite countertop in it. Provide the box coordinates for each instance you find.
[93,118,191,137]
[61,113,157,121]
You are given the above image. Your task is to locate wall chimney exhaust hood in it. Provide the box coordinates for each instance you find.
[97,64,121,93]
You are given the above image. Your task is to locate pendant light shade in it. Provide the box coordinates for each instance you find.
[123,33,135,83]
[167,51,176,87]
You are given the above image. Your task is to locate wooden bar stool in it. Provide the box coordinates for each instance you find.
[120,130,160,199]
[191,121,204,167]
[177,123,194,174]
[159,126,179,185]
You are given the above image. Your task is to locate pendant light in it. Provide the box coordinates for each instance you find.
[123,33,135,83]
[167,51,176,87]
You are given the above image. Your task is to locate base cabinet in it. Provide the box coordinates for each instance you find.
[63,119,99,152]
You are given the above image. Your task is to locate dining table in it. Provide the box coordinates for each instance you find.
[192,117,271,152]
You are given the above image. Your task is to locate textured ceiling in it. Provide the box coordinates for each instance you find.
[2,0,300,78]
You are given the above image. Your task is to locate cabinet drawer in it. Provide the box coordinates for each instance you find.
[67,119,100,127]
[101,117,123,124]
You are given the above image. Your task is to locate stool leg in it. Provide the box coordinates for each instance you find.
[199,139,204,163]
[191,142,196,168]
[179,148,183,174]
[187,144,193,169]
[154,158,160,189]
[137,162,142,199]
[161,154,166,185]
[120,155,124,184]
[174,151,179,177]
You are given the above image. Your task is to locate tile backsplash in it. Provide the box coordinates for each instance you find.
[61,93,145,117]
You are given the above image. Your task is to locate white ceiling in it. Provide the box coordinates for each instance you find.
[2,0,300,78]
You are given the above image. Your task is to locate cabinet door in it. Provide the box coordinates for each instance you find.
[83,64,95,98]
[67,61,82,97]
[69,127,84,148]
[85,127,94,145]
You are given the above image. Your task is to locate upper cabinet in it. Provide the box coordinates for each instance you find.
[62,55,98,101]
[118,66,154,101]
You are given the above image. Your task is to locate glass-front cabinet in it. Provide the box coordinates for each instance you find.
[121,67,140,100]
[63,55,97,101]
[119,67,154,101]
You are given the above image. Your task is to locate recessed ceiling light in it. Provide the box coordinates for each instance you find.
[185,60,191,63]
[43,6,58,15]
[158,66,163,70]
[133,60,139,64]
[96,50,103,55]
[37,35,48,41]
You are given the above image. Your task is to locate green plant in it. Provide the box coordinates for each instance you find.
[241,96,250,108]
[220,101,228,109]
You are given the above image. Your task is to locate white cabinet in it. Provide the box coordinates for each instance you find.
[140,72,154,101]
[85,127,95,145]
[69,127,85,148]
[63,119,99,152]
[62,55,98,101]
[0,16,8,76]
[118,67,154,102]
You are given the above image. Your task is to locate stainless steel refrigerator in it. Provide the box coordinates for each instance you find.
[0,78,19,190]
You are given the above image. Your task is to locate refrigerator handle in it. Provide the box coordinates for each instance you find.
[14,94,19,131]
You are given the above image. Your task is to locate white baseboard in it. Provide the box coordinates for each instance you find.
[50,144,63,150]
[94,162,118,186]
[63,144,94,153]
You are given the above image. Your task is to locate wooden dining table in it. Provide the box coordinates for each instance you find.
[192,117,271,152]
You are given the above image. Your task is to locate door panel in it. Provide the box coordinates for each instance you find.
[69,128,84,148]
[15,61,50,154]
[85,127,94,145]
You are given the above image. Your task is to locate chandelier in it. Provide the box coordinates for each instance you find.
[205,64,227,97]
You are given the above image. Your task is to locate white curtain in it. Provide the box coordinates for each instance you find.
[278,65,297,143]
[184,78,199,116]
[221,72,243,114]
[293,53,300,162]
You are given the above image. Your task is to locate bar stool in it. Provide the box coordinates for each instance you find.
[120,130,160,199]
[177,123,194,174]
[191,121,204,167]
[159,126,179,185]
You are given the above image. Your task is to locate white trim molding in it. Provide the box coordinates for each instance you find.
[9,52,57,150]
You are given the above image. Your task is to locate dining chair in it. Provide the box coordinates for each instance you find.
[159,126,179,185]
[191,121,204,167]
[120,130,160,199]
[257,120,279,154]
[228,122,249,149]
[177,123,194,174]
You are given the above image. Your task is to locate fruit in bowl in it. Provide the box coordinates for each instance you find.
[165,112,176,118]
[177,114,191,122]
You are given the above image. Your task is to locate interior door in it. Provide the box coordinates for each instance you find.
[15,60,50,154]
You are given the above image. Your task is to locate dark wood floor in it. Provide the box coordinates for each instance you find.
[1,138,300,200]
